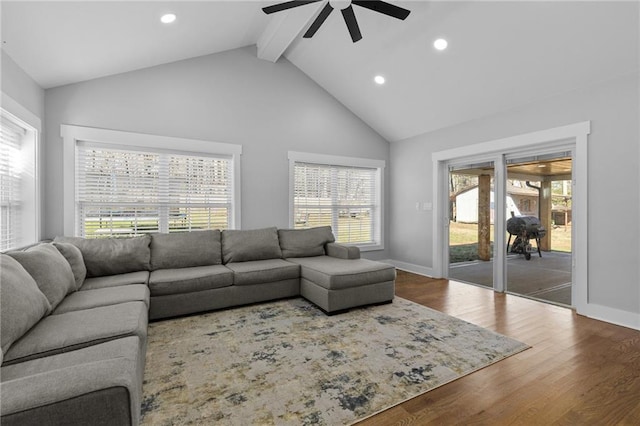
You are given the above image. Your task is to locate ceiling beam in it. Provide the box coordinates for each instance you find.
[257,2,324,63]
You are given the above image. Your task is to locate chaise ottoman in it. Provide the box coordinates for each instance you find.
[286,256,396,314]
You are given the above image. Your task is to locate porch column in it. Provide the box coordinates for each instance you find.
[539,180,552,251]
[478,174,491,261]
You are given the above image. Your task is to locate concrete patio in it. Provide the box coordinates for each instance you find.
[449,251,572,306]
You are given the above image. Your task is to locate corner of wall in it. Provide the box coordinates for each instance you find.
[1,50,45,120]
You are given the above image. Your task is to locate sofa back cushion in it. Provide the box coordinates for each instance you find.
[8,244,76,312]
[150,230,222,270]
[221,227,282,263]
[54,235,151,278]
[0,255,52,355]
[53,242,87,290]
[278,226,336,258]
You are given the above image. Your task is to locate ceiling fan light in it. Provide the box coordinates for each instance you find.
[160,13,177,24]
[329,0,352,10]
[434,38,448,51]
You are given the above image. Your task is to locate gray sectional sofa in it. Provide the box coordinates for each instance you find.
[0,226,395,425]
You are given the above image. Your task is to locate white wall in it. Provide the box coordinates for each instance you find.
[1,50,45,119]
[43,46,391,260]
[390,72,640,317]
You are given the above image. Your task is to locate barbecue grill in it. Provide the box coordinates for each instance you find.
[506,215,546,260]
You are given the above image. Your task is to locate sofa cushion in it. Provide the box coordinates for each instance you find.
[2,301,148,365]
[287,256,396,290]
[0,336,142,426]
[53,242,87,290]
[0,334,140,380]
[8,243,76,311]
[221,227,282,263]
[225,259,300,286]
[150,230,222,270]
[148,265,233,296]
[0,255,51,355]
[81,271,149,291]
[278,226,335,258]
[53,285,150,314]
[54,235,151,278]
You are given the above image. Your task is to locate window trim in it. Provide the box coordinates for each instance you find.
[288,151,385,251]
[1,92,41,248]
[62,125,242,236]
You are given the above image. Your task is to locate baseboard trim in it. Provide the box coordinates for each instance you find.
[380,259,435,278]
[579,303,640,331]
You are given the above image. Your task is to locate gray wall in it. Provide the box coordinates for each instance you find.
[390,72,640,315]
[1,50,45,119]
[43,46,391,260]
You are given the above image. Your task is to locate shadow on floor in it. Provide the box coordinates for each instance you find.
[449,251,572,306]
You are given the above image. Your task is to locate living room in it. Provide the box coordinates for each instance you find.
[1,1,639,424]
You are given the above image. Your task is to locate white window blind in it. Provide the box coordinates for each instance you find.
[293,161,381,246]
[0,116,26,250]
[76,144,233,238]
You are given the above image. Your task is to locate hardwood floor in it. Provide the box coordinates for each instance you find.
[357,270,640,425]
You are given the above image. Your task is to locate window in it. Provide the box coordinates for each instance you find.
[289,152,384,250]
[62,125,241,238]
[0,104,39,251]
[76,145,233,237]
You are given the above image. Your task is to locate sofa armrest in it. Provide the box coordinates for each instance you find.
[325,243,360,260]
[1,359,139,426]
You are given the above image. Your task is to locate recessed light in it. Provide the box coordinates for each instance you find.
[434,38,448,51]
[161,13,176,24]
[374,75,385,85]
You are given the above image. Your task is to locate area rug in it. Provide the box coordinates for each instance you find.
[140,297,529,425]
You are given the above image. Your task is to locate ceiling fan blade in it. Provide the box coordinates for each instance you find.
[352,0,411,20]
[341,5,362,42]
[303,3,334,38]
[262,0,322,15]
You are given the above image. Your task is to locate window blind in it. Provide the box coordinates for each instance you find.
[0,116,26,250]
[293,162,380,245]
[76,144,233,238]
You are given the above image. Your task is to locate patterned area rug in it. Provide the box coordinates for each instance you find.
[141,297,528,425]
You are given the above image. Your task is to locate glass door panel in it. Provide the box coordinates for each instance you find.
[505,153,573,306]
[448,162,495,288]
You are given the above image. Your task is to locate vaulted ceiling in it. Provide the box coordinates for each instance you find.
[2,1,638,142]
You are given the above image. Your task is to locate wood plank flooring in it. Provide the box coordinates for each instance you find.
[356,270,640,425]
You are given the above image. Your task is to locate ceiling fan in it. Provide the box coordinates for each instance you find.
[262,0,411,43]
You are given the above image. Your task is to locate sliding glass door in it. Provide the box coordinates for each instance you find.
[442,151,575,308]
[433,122,588,311]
